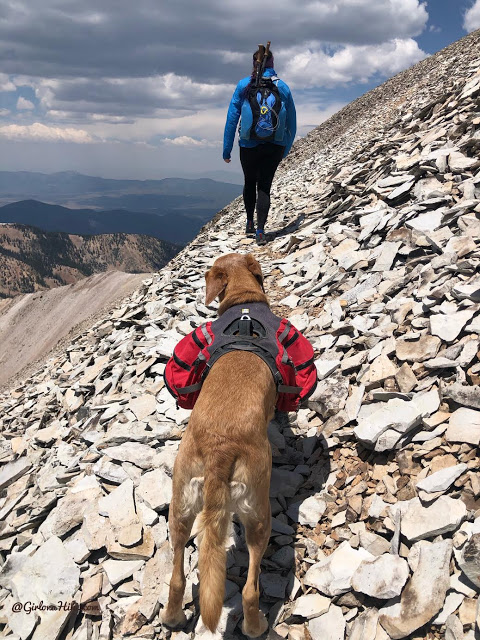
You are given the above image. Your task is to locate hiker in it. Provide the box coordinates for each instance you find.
[223,45,296,245]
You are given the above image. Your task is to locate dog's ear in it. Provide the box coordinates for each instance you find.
[245,253,264,289]
[205,266,228,305]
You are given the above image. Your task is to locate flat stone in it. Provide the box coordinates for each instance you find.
[128,395,157,421]
[348,608,379,640]
[395,362,418,393]
[351,554,409,599]
[445,407,480,446]
[354,398,422,447]
[432,590,465,625]
[102,558,145,586]
[136,469,172,511]
[430,310,476,343]
[398,496,467,541]
[287,494,327,527]
[308,604,346,640]
[39,474,102,539]
[406,210,443,233]
[290,593,331,619]
[0,457,31,491]
[395,335,441,362]
[303,541,374,596]
[379,539,452,639]
[101,442,158,469]
[358,354,397,388]
[416,463,468,493]
[98,478,143,547]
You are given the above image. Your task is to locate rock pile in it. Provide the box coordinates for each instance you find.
[1,30,480,640]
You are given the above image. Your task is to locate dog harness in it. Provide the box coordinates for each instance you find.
[164,302,317,412]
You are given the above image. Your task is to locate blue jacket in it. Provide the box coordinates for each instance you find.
[223,68,296,161]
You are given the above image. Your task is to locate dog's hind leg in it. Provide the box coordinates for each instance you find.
[163,453,202,628]
[239,497,271,637]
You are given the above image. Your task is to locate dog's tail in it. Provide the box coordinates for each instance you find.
[198,454,235,632]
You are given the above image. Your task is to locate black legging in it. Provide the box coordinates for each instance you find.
[240,143,285,230]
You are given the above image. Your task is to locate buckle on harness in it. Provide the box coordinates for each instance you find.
[239,312,252,336]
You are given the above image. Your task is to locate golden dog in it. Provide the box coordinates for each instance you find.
[163,253,276,637]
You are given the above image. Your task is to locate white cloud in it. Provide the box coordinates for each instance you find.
[0,73,16,92]
[283,38,427,88]
[464,0,480,31]
[0,122,94,143]
[163,136,219,148]
[0,109,10,117]
[16,96,35,110]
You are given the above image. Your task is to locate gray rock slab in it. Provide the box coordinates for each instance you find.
[270,468,304,498]
[101,442,158,469]
[0,457,31,491]
[379,539,452,639]
[459,533,480,588]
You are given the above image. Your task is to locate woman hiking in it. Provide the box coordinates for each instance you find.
[223,45,296,245]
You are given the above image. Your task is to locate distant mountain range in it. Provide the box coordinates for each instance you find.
[0,171,242,245]
[0,200,215,245]
[0,223,178,298]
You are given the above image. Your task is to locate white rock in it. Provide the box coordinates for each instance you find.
[399,496,466,542]
[430,310,476,343]
[380,539,452,639]
[102,559,145,586]
[432,590,465,625]
[303,541,374,596]
[308,604,346,640]
[287,494,327,527]
[446,408,480,445]
[416,463,468,493]
[98,478,143,547]
[351,554,410,599]
[291,593,330,619]
[136,469,172,511]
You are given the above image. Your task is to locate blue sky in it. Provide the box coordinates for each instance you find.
[0,0,478,182]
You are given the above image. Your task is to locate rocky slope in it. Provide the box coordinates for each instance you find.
[0,223,178,297]
[1,30,480,640]
[0,271,149,388]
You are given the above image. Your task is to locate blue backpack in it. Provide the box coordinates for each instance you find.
[240,77,287,142]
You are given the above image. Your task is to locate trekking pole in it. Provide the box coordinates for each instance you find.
[260,41,271,76]
[255,44,265,87]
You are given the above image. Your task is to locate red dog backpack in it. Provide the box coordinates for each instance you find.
[164,302,317,412]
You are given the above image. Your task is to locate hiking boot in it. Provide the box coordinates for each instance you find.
[256,229,267,245]
[245,220,256,237]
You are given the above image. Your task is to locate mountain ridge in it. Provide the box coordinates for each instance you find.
[0,222,178,297]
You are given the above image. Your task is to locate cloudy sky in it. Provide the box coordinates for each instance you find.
[0,0,479,182]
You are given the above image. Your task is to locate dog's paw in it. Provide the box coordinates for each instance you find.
[242,611,268,638]
[161,608,187,629]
